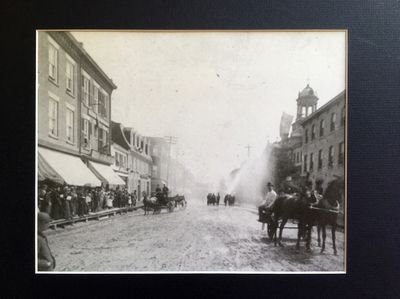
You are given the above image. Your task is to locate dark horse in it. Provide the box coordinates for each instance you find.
[174,195,187,208]
[315,177,344,254]
[269,177,344,254]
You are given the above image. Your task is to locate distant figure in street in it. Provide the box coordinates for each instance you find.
[132,190,137,206]
[155,184,161,193]
[258,182,277,221]
[162,184,169,200]
[216,193,220,206]
[37,212,56,271]
[224,194,229,206]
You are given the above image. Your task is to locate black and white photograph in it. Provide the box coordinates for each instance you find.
[36,30,347,273]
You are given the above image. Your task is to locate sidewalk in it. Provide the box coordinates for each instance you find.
[48,204,144,230]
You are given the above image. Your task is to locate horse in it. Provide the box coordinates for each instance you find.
[143,195,161,215]
[269,177,344,254]
[174,195,187,208]
[315,177,344,255]
[268,193,311,248]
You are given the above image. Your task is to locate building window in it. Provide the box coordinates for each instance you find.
[98,127,104,153]
[328,146,334,167]
[319,119,325,137]
[305,129,308,144]
[48,98,58,136]
[318,149,323,170]
[341,106,345,127]
[330,112,337,132]
[311,124,316,140]
[338,142,344,165]
[145,144,148,155]
[82,76,90,105]
[303,154,308,173]
[48,43,58,82]
[66,108,74,143]
[92,85,99,109]
[98,91,107,117]
[81,118,90,148]
[66,60,75,94]
[309,153,314,171]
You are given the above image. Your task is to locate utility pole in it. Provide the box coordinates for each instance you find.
[164,136,177,187]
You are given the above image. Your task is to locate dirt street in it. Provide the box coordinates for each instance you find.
[47,200,345,272]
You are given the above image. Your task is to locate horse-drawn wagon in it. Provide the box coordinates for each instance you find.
[143,193,186,215]
[258,177,344,255]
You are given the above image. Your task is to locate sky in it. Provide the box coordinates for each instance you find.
[71,31,346,187]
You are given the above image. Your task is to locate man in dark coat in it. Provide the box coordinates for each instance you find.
[162,184,169,200]
[37,212,56,271]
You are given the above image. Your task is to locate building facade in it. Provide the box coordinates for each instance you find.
[298,90,345,191]
[123,127,152,198]
[37,31,123,188]
[111,122,131,188]
[283,85,345,191]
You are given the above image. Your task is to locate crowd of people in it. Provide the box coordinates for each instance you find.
[38,183,139,221]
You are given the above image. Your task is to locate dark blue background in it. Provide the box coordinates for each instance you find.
[4,0,400,297]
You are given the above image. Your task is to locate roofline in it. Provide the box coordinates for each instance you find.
[299,90,345,125]
[111,121,131,149]
[64,32,117,90]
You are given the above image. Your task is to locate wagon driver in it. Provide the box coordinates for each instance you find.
[258,182,277,221]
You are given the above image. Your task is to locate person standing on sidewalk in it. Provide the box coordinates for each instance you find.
[37,212,56,271]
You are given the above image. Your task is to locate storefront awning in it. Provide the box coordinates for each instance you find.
[38,147,102,187]
[88,161,126,185]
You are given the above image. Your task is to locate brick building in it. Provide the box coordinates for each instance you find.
[297,90,345,190]
[281,84,345,191]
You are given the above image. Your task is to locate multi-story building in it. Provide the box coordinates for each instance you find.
[282,84,345,191]
[148,137,169,193]
[37,31,123,188]
[122,127,152,198]
[111,121,131,188]
[298,90,345,190]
